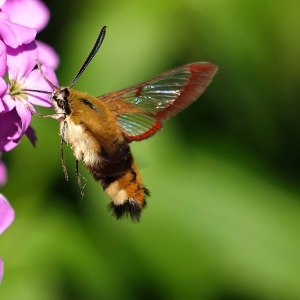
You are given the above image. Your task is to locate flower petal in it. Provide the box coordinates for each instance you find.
[36,40,60,69]
[1,94,15,112]
[15,98,31,135]
[0,108,22,151]
[7,41,38,80]
[0,12,36,48]
[0,0,6,8]
[0,160,7,186]
[25,65,59,107]
[2,0,50,32]
[0,100,5,112]
[0,194,14,234]
[0,78,8,113]
[25,125,37,147]
[41,65,59,88]
[0,106,36,150]
[0,40,7,77]
[0,77,7,94]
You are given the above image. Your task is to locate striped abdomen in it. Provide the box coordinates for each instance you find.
[88,147,149,222]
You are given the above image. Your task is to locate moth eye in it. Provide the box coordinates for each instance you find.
[57,99,65,109]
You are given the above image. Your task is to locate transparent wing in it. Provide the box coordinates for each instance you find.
[98,62,218,141]
[117,113,162,141]
[121,69,191,115]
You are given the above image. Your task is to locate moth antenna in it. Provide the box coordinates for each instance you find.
[69,26,107,88]
[36,59,59,90]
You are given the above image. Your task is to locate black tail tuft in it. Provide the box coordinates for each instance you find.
[108,198,145,222]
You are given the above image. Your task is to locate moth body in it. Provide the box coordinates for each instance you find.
[28,26,218,222]
[52,87,148,221]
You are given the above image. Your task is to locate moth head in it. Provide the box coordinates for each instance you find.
[20,27,107,116]
[52,87,71,115]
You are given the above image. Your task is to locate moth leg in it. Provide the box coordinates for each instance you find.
[28,105,65,119]
[76,160,86,197]
[59,120,69,181]
[60,137,68,181]
[34,112,65,119]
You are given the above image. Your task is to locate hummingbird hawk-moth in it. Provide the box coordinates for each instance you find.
[25,26,218,222]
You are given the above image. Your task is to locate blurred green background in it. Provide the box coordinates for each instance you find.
[1,0,300,299]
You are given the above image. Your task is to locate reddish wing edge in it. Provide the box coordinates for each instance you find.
[123,121,162,142]
[156,63,218,120]
[119,115,162,141]
[98,62,218,141]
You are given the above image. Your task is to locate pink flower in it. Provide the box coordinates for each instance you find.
[0,41,58,151]
[0,194,14,283]
[0,0,59,151]
[1,0,50,32]
[0,107,37,150]
[0,0,58,283]
[0,194,13,234]
[36,40,59,70]
[1,0,59,69]
[0,11,36,48]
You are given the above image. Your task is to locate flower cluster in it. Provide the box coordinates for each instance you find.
[0,0,59,151]
[0,0,59,283]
